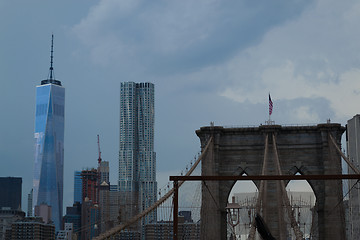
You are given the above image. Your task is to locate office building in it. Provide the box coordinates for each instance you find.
[10,217,55,240]
[0,177,22,210]
[344,199,351,240]
[33,35,65,231]
[98,181,111,233]
[63,202,81,240]
[74,171,82,204]
[34,203,52,224]
[347,114,360,239]
[108,190,121,225]
[81,198,99,240]
[27,189,33,217]
[0,209,25,240]
[99,161,110,184]
[144,216,200,240]
[110,185,118,192]
[57,223,74,240]
[118,82,157,229]
[81,169,99,203]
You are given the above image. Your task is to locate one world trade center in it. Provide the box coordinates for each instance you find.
[33,35,65,231]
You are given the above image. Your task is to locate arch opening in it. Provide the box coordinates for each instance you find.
[285,172,317,240]
[227,173,259,240]
[225,171,318,240]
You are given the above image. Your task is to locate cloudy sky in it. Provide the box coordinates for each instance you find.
[1,0,360,211]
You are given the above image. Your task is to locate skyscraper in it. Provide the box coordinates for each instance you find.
[118,82,157,228]
[74,171,83,204]
[0,177,22,210]
[99,161,110,184]
[27,189,33,217]
[347,114,360,239]
[33,35,65,231]
[81,169,99,203]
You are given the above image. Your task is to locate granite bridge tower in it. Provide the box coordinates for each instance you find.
[196,123,346,240]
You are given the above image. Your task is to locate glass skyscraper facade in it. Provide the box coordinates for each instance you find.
[74,171,82,204]
[119,82,157,228]
[33,81,64,231]
[33,36,65,231]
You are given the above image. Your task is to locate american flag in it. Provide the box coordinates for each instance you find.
[269,94,273,116]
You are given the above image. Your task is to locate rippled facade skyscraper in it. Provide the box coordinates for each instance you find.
[118,82,157,231]
[33,35,65,231]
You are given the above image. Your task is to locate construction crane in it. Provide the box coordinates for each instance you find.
[97,134,102,165]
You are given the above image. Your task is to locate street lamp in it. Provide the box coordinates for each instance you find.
[226,196,241,239]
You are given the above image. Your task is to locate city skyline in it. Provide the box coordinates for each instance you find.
[2,0,360,215]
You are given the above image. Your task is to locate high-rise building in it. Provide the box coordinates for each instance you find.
[0,177,22,210]
[63,202,82,239]
[98,181,111,233]
[108,190,121,227]
[74,171,82,204]
[98,161,110,184]
[33,35,65,231]
[27,189,33,217]
[347,114,360,239]
[81,198,99,240]
[118,82,157,230]
[81,169,99,203]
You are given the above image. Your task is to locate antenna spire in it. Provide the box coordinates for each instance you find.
[49,34,54,80]
[40,34,62,86]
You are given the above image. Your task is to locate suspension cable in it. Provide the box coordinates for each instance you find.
[329,133,360,174]
[93,136,213,239]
